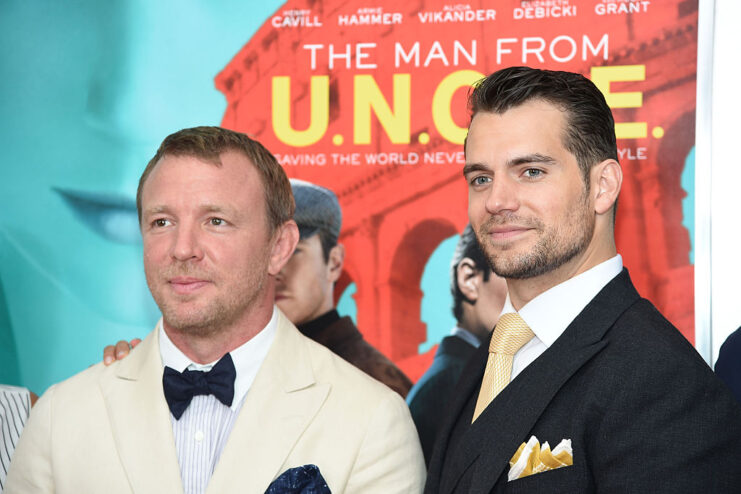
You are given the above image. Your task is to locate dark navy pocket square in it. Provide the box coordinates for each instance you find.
[265,464,331,493]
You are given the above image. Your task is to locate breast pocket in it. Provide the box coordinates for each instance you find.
[503,465,579,494]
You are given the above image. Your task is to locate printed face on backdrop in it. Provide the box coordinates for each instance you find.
[464,100,595,280]
[0,0,284,389]
[275,234,340,326]
[140,152,277,337]
[474,269,508,331]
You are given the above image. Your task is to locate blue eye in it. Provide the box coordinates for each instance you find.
[471,175,491,186]
[524,169,543,178]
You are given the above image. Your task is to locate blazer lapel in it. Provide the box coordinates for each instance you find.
[439,269,640,494]
[100,327,184,493]
[206,311,330,493]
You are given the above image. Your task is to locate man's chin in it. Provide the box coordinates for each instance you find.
[161,307,220,336]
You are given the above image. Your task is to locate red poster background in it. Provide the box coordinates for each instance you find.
[216,0,697,379]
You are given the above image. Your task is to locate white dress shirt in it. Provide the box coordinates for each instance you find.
[501,255,623,381]
[159,307,278,494]
[0,385,31,493]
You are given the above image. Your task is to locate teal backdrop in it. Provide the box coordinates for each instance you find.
[0,0,459,392]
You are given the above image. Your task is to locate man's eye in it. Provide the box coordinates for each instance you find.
[524,168,543,178]
[471,176,492,186]
[210,218,224,226]
[153,219,169,227]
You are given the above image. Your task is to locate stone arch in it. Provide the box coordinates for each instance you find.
[386,218,459,360]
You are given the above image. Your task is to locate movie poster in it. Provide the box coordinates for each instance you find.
[217,0,699,377]
[0,0,698,389]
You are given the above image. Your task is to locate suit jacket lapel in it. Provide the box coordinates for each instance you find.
[100,327,184,493]
[437,269,640,494]
[207,311,330,493]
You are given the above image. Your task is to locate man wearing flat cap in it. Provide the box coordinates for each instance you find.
[276,179,413,397]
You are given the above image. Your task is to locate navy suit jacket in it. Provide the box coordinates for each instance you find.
[715,326,741,404]
[425,269,741,493]
[407,334,479,464]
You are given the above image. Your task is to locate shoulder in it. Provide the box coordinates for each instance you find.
[32,329,157,415]
[717,326,741,361]
[408,349,466,407]
[323,317,413,396]
[300,324,402,402]
[581,298,739,420]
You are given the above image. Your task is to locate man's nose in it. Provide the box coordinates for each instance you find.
[170,223,203,261]
[485,175,519,215]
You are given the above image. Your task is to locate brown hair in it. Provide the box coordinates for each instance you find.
[468,66,618,184]
[137,126,294,233]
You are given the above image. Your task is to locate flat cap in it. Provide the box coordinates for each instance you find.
[290,179,342,244]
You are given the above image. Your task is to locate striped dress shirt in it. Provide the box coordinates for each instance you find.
[159,308,278,494]
[0,385,31,493]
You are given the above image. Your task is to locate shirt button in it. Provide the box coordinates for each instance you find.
[195,430,204,442]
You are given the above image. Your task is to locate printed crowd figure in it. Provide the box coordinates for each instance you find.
[276,179,413,397]
[407,224,506,464]
[424,67,741,492]
[6,127,425,493]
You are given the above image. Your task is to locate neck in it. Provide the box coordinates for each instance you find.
[458,309,492,341]
[164,299,274,364]
[508,237,616,311]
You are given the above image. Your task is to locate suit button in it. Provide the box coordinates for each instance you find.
[195,430,204,442]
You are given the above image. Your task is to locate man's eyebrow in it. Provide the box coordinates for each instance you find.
[143,205,169,217]
[142,204,233,216]
[507,153,557,167]
[462,154,556,176]
[462,162,490,176]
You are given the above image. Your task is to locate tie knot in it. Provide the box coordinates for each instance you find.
[489,313,534,355]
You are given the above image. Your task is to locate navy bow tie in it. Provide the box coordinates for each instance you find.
[162,353,236,420]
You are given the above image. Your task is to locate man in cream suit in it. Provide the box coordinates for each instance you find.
[424,67,741,492]
[6,126,425,493]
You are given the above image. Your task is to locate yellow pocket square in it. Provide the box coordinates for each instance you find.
[508,435,573,481]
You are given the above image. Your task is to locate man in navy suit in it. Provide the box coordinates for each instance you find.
[407,224,506,465]
[424,67,741,493]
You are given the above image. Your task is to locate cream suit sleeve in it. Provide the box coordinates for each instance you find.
[4,386,56,494]
[344,391,426,493]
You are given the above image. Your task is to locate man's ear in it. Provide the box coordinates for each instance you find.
[592,159,622,215]
[456,257,481,303]
[327,244,345,283]
[268,220,299,276]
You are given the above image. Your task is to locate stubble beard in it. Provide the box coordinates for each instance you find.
[477,195,594,280]
[148,261,269,339]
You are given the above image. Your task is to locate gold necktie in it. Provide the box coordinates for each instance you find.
[472,313,534,422]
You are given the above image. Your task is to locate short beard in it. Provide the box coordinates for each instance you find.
[150,261,268,339]
[477,193,593,280]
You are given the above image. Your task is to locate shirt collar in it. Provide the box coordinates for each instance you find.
[450,326,484,348]
[500,255,623,348]
[159,306,279,411]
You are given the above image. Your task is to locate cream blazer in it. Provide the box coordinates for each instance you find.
[6,310,425,493]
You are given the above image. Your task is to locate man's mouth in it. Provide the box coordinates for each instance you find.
[168,277,210,294]
[487,226,533,241]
